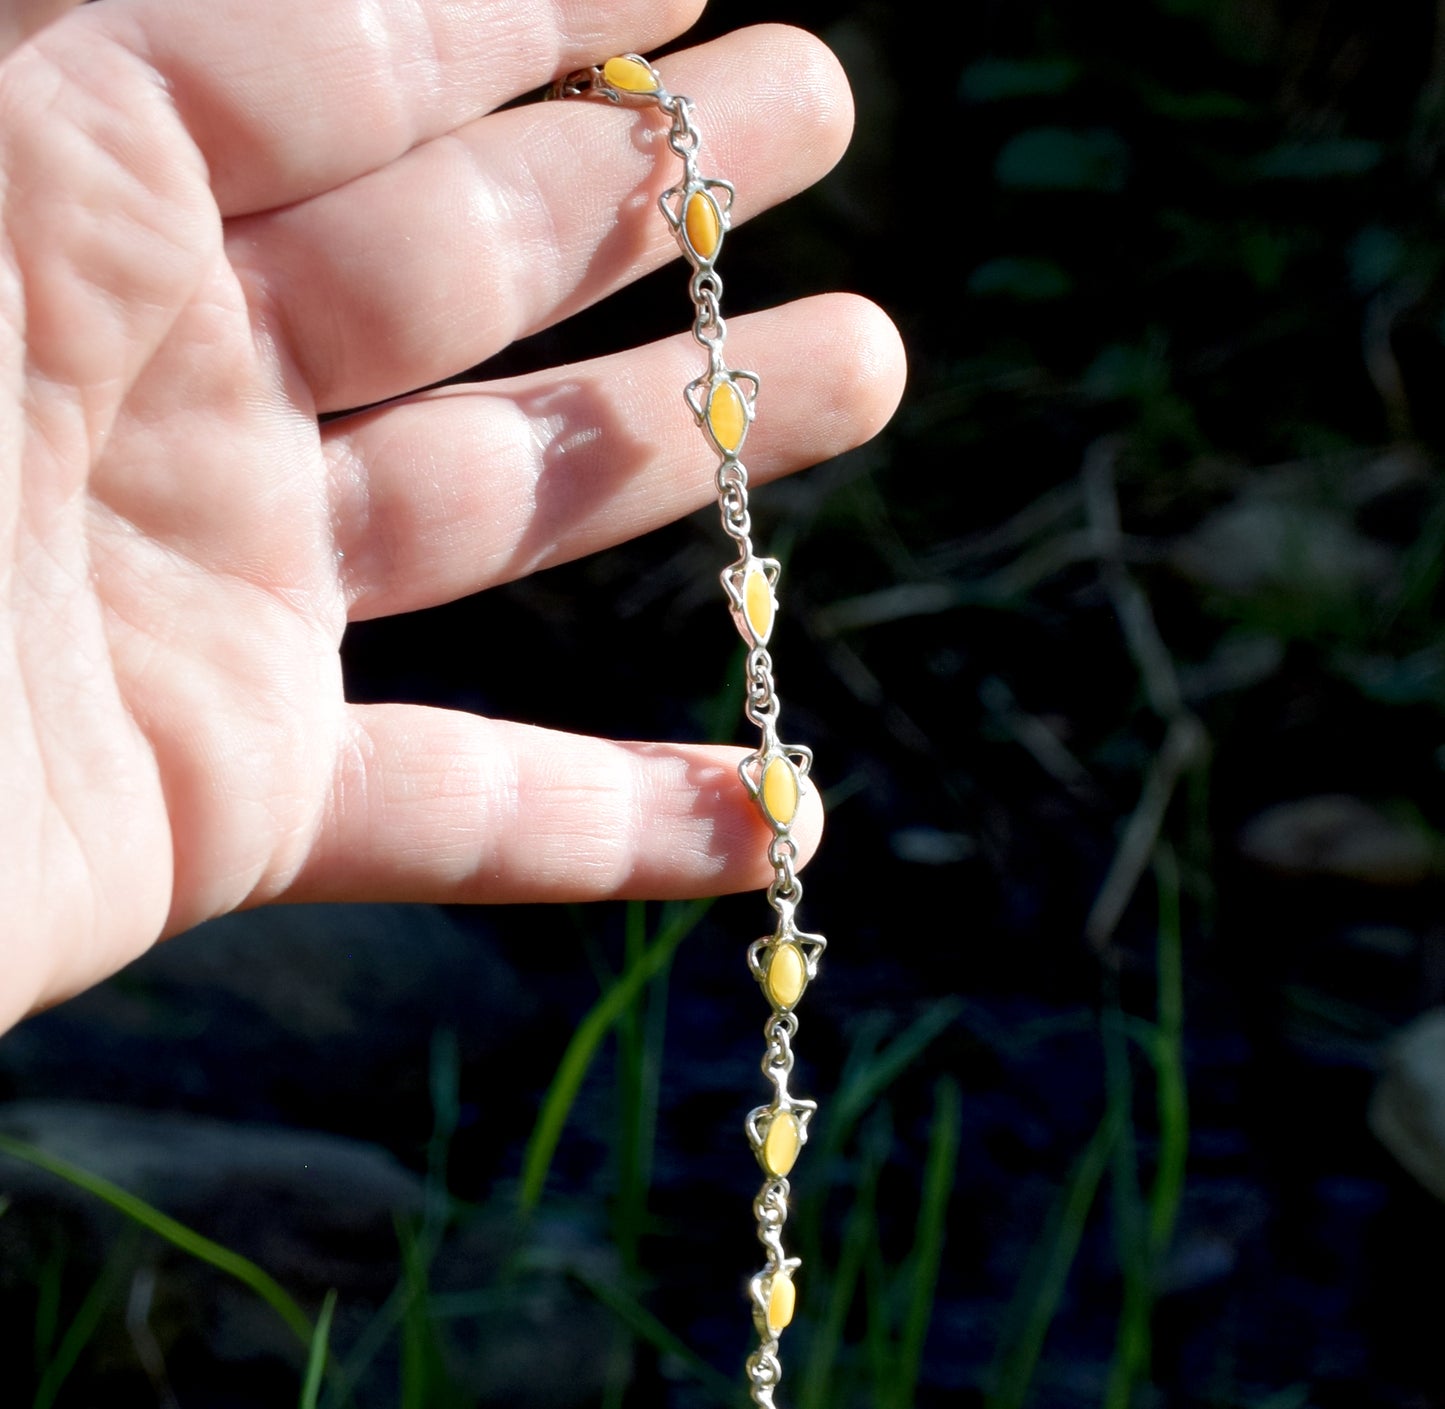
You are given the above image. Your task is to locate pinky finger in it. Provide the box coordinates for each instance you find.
[277,705,823,907]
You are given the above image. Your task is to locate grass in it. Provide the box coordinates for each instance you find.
[985,844,1193,1409]
[0,1131,315,1348]
[300,1291,338,1409]
[1,900,734,1406]
[519,897,711,1214]
[5,899,967,1409]
[892,1076,963,1409]
[570,1266,748,1409]
[30,1235,137,1409]
[798,1102,888,1409]
[985,1102,1122,1409]
[795,1003,964,1409]
[3,864,1194,1409]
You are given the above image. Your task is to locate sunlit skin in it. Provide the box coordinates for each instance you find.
[0,0,906,1033]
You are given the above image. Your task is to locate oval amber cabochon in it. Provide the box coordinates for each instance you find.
[766,942,806,1008]
[761,755,800,829]
[602,55,658,92]
[767,1271,797,1334]
[763,1110,801,1177]
[708,380,747,454]
[685,189,723,261]
[743,564,775,642]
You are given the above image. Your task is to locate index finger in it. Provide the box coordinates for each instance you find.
[74,0,707,216]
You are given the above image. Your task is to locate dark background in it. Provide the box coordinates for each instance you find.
[6,0,1445,1405]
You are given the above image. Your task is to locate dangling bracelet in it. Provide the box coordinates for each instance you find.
[553,52,827,1409]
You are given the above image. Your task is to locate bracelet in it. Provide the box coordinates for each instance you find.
[554,53,827,1409]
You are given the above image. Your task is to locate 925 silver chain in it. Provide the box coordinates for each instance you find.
[555,55,828,1408]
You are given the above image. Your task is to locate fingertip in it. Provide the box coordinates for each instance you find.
[752,24,856,178]
[748,293,903,469]
[793,778,826,871]
[701,748,825,898]
[820,292,908,445]
[675,25,855,197]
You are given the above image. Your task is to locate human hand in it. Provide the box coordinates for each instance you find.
[0,0,905,1031]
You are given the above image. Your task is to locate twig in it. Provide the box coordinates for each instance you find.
[1080,440,1209,955]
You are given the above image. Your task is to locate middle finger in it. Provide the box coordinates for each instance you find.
[323,294,906,620]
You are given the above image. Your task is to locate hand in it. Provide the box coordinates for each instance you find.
[0,0,905,1031]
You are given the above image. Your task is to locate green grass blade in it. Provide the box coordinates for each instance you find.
[0,1133,314,1349]
[298,1289,338,1409]
[1103,990,1149,1409]
[1149,845,1189,1261]
[799,1108,891,1409]
[1106,1233,1152,1409]
[639,920,671,1201]
[520,897,711,1212]
[571,1267,747,1409]
[322,1035,462,1409]
[984,1102,1119,1409]
[397,1218,465,1409]
[1105,846,1192,1409]
[33,1240,65,1375]
[32,1235,135,1409]
[399,1222,430,1409]
[796,999,964,1309]
[893,1077,962,1409]
[605,902,654,1409]
[823,1000,964,1166]
[864,1231,892,1405]
[615,900,650,1275]
[424,1031,460,1237]
[322,1279,403,1409]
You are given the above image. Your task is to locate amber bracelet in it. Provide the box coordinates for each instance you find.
[554,53,827,1408]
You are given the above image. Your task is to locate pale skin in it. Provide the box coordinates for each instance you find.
[0,0,906,1033]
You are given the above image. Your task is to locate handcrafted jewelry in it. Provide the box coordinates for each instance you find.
[554,53,826,1409]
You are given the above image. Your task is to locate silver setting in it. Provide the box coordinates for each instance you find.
[722,555,781,647]
[660,177,736,269]
[749,1253,803,1339]
[684,368,760,458]
[747,928,827,1012]
[745,1095,817,1170]
[738,745,814,833]
[550,53,666,106]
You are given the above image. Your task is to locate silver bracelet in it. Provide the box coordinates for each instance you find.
[554,52,827,1409]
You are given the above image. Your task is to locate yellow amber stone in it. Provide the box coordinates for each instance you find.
[763,1111,801,1177]
[766,1271,797,1335]
[743,565,775,642]
[603,56,659,93]
[685,190,722,260]
[766,943,806,1008]
[761,755,799,828]
[708,380,747,454]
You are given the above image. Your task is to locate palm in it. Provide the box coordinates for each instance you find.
[0,0,903,1030]
[8,40,351,1013]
